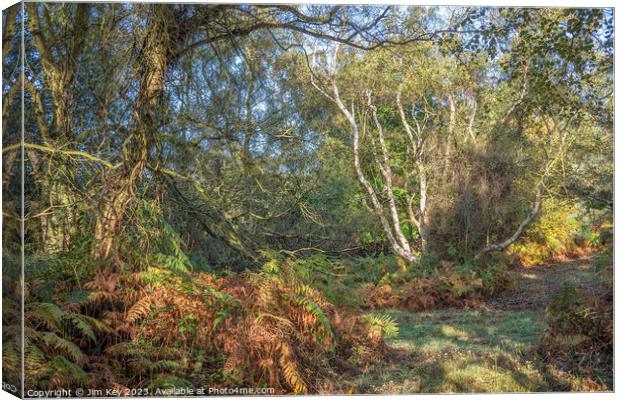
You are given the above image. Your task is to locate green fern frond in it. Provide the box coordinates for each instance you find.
[24,344,49,380]
[68,315,97,341]
[290,295,334,340]
[2,341,21,371]
[128,356,156,373]
[361,312,399,339]
[262,258,284,276]
[151,252,190,273]
[147,375,193,390]
[150,360,184,373]
[27,302,65,331]
[201,285,240,306]
[104,342,137,357]
[38,331,85,364]
[293,282,317,299]
[24,326,41,342]
[76,314,114,335]
[49,356,89,385]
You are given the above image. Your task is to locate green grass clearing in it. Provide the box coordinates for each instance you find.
[346,308,549,393]
[340,257,611,394]
[386,309,545,355]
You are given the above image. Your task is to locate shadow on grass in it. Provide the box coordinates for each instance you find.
[386,309,545,354]
[350,308,551,394]
[341,258,611,394]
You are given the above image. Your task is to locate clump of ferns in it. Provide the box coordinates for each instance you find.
[87,267,239,389]
[216,256,338,393]
[2,251,119,390]
[126,265,241,345]
[81,197,231,338]
[2,254,23,385]
[104,341,191,388]
[77,210,244,389]
[257,256,335,346]
[12,302,112,389]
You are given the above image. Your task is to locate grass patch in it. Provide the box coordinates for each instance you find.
[334,254,612,394]
[345,308,550,394]
[386,309,545,354]
[353,347,551,394]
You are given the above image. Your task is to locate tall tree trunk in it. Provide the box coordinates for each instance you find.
[310,61,418,263]
[2,5,18,62]
[397,89,430,255]
[26,3,90,252]
[443,93,456,183]
[417,161,429,253]
[92,5,175,260]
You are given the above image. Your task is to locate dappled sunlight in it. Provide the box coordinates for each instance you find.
[440,325,469,341]
[384,309,545,355]
[340,255,613,393]
[2,1,612,394]
[439,356,547,393]
[348,343,550,393]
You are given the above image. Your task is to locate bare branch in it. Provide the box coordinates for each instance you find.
[499,58,531,126]
[3,142,118,169]
[475,186,542,259]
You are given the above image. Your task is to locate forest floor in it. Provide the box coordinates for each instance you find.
[341,256,609,393]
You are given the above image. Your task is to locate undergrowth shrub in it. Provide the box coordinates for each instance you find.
[510,199,605,266]
[593,243,612,286]
[22,249,387,394]
[2,253,22,387]
[362,260,516,311]
[291,254,405,307]
[536,245,613,391]
[6,200,390,395]
[289,253,515,312]
[3,242,114,391]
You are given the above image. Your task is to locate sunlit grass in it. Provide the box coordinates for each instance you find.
[355,346,550,393]
[386,309,545,354]
[343,256,612,394]
[348,308,549,393]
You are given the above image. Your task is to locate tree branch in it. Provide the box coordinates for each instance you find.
[474,186,542,260]
[2,142,118,169]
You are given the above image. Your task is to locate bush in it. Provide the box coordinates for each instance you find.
[510,200,608,267]
[288,254,406,307]
[536,263,613,391]
[20,254,388,394]
[527,199,580,249]
[290,254,516,312]
[3,242,389,394]
[362,260,516,311]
